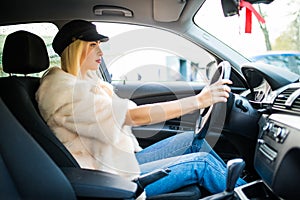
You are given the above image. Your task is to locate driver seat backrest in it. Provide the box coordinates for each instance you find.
[0,30,80,168]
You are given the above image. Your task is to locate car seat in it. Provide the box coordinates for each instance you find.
[0,30,79,168]
[0,30,202,200]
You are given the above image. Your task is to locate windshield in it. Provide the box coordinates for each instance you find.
[195,0,300,59]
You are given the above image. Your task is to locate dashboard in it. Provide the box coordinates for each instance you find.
[255,85,300,199]
[237,62,300,199]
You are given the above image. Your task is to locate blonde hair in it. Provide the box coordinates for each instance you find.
[60,40,88,76]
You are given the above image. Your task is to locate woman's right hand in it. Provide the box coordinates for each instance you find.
[196,79,232,109]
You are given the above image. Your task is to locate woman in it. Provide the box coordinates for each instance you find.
[36,19,246,198]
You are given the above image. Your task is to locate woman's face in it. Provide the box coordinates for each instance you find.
[80,41,103,74]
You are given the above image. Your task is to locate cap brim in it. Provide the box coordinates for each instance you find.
[99,35,109,42]
[78,29,109,42]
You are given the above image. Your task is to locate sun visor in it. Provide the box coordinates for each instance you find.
[153,0,186,22]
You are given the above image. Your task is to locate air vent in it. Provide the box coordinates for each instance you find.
[273,88,298,109]
[291,95,300,113]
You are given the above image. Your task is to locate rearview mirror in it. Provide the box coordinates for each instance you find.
[221,0,274,17]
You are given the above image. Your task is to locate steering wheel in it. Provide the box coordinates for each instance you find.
[194,61,232,136]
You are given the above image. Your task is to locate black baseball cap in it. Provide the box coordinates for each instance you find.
[52,19,109,56]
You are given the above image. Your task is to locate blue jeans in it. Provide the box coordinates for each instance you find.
[135,131,246,197]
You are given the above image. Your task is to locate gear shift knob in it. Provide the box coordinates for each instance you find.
[226,158,245,193]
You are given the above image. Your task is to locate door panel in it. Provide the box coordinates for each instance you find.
[113,81,202,148]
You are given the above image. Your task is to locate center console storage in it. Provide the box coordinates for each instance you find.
[234,180,278,200]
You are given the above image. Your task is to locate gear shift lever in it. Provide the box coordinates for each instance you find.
[200,158,246,200]
[226,158,245,193]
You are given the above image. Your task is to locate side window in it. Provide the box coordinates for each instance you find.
[0,23,59,77]
[94,22,217,84]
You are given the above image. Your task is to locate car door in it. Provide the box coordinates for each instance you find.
[96,22,215,147]
[96,22,251,153]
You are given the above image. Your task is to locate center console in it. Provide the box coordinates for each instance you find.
[234,113,300,199]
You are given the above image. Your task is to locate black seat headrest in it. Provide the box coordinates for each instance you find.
[2,30,49,74]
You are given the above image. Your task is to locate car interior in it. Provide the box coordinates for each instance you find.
[0,28,201,200]
[0,0,300,199]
